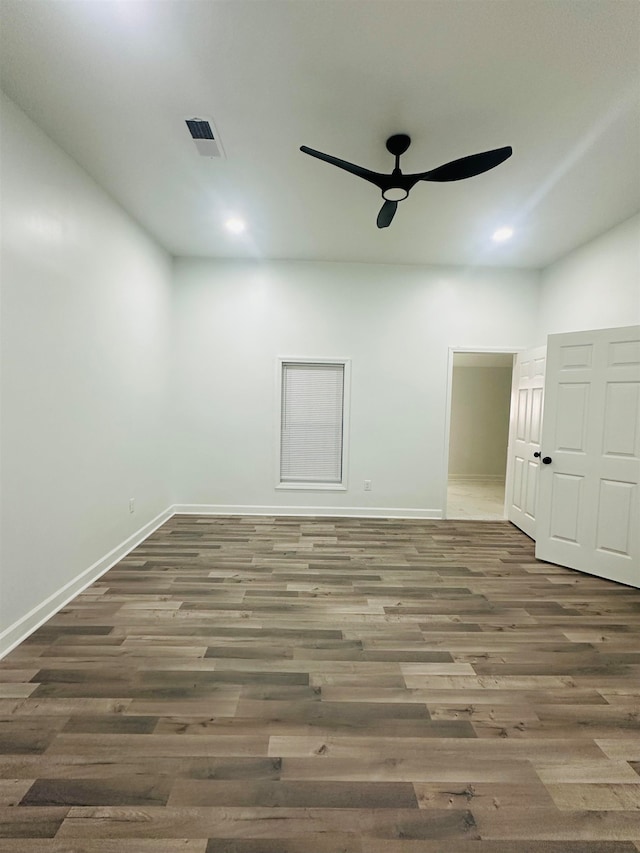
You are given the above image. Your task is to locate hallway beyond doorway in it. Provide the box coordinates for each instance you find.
[447,477,506,520]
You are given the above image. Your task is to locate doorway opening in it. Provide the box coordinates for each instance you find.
[445,350,515,519]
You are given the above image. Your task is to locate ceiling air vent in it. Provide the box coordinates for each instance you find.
[185,118,224,158]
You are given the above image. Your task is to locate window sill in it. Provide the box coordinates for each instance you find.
[276,482,347,492]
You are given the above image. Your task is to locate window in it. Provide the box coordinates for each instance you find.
[278,359,349,489]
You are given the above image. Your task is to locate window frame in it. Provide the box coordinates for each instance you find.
[275,357,351,491]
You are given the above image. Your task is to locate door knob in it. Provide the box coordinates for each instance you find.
[533,451,541,458]
[542,456,552,464]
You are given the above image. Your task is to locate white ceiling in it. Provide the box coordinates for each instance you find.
[1,0,639,268]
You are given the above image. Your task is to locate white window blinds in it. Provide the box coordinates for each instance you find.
[280,362,345,484]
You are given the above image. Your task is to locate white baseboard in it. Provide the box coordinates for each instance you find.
[448,475,505,483]
[172,504,442,520]
[0,506,175,660]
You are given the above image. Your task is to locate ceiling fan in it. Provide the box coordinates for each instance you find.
[300,134,512,228]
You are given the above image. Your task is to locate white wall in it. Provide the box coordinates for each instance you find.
[448,365,512,479]
[537,214,640,340]
[0,94,173,653]
[171,259,539,516]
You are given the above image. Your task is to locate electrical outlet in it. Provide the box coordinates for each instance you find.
[129,498,135,513]
[364,479,372,491]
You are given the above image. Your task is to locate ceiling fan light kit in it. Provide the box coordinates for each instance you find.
[300,134,512,228]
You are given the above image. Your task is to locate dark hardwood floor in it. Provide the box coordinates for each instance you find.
[1,514,639,851]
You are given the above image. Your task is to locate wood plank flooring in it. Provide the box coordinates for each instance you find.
[1,514,639,851]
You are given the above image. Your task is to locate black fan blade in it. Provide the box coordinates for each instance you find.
[377,200,398,228]
[300,145,385,187]
[418,146,512,182]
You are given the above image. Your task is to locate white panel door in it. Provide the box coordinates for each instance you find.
[536,325,640,588]
[505,346,546,538]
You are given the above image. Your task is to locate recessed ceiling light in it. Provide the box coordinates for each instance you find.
[225,217,246,234]
[492,226,514,242]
